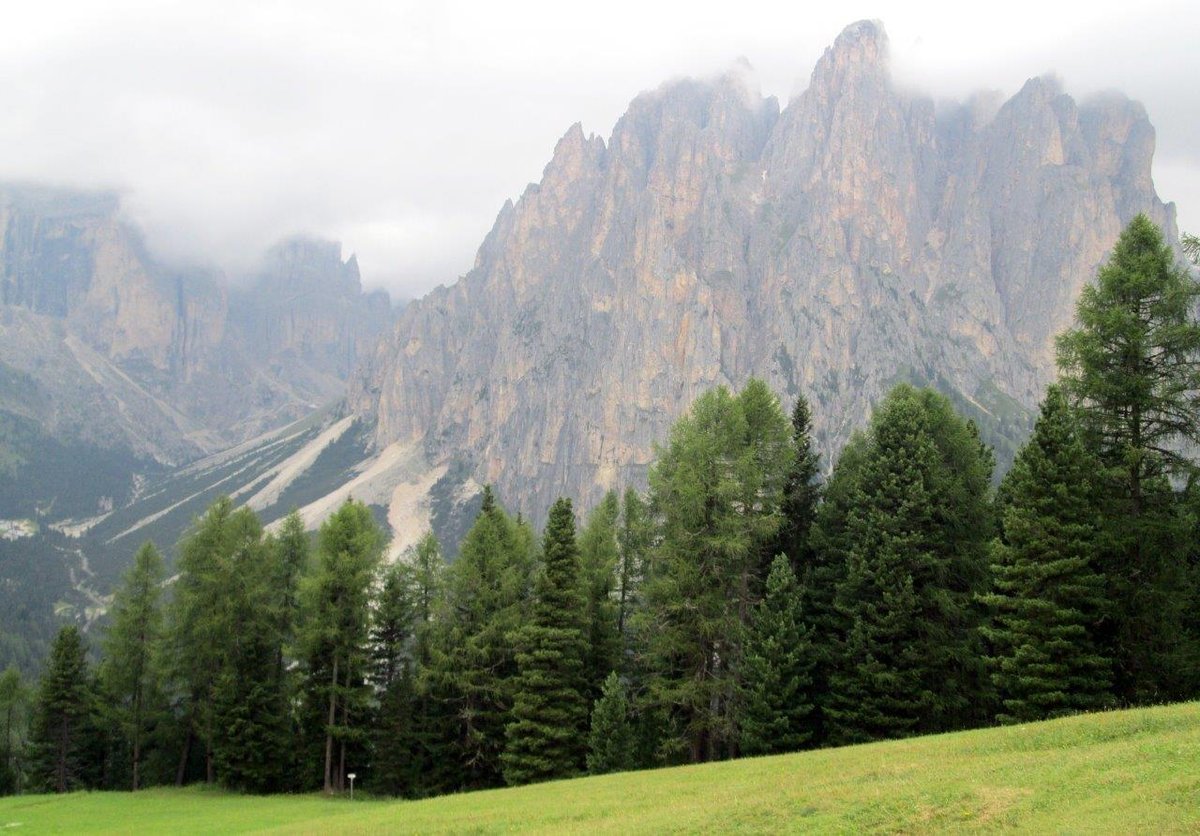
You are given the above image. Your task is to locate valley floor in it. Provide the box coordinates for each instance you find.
[1,701,1197,834]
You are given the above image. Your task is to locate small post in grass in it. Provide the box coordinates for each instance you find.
[348,772,356,800]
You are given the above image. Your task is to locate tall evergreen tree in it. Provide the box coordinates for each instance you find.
[27,626,97,792]
[272,511,311,666]
[209,524,292,793]
[982,387,1112,722]
[822,385,994,744]
[586,672,636,775]
[426,487,533,790]
[100,542,165,790]
[641,380,792,763]
[616,488,651,647]
[502,497,589,785]
[578,491,621,702]
[1057,215,1200,702]
[0,668,29,794]
[776,394,822,577]
[301,498,382,794]
[166,497,264,785]
[737,555,816,755]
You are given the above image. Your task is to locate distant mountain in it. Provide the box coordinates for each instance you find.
[344,19,1175,537]
[0,184,393,519]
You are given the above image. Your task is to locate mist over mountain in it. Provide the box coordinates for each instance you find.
[346,20,1175,531]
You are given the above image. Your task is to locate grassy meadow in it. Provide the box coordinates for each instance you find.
[1,701,1196,834]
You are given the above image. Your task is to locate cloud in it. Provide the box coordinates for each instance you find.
[0,0,1195,297]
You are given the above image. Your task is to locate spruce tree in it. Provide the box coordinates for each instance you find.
[982,387,1112,722]
[100,542,165,791]
[426,487,532,790]
[1057,214,1200,702]
[737,555,816,755]
[210,523,292,793]
[586,672,636,775]
[776,394,822,576]
[27,626,97,792]
[502,497,589,785]
[822,385,994,744]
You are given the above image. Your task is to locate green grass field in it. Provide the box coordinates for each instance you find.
[2,701,1197,834]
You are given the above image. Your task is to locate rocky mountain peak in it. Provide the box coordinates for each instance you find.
[809,19,889,95]
[345,20,1174,536]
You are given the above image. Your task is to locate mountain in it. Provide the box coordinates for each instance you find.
[0,184,393,519]
[0,186,395,668]
[345,20,1176,533]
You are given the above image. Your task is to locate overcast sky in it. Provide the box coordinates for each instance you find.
[0,1,1196,299]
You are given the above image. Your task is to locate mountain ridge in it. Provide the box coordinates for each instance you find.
[346,19,1175,531]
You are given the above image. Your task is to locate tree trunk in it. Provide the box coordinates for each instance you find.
[338,663,351,792]
[323,653,339,793]
[175,719,193,786]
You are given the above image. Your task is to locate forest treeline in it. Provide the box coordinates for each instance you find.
[2,215,1199,797]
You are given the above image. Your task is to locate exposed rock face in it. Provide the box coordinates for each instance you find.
[349,20,1176,521]
[0,185,394,466]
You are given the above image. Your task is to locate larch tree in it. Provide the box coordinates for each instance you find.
[100,541,165,790]
[1057,214,1200,702]
[641,380,792,763]
[301,498,383,794]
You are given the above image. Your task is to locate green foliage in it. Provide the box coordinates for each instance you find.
[982,388,1112,723]
[775,395,822,577]
[0,668,30,795]
[27,626,98,792]
[738,555,816,755]
[427,486,533,790]
[301,498,383,793]
[502,498,589,785]
[641,379,793,762]
[99,542,165,790]
[1056,215,1200,702]
[587,672,636,775]
[822,385,994,744]
[578,491,621,703]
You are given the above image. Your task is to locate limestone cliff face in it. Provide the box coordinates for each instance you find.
[0,186,393,463]
[350,20,1176,520]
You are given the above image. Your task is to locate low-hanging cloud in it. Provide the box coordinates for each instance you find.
[0,0,1196,299]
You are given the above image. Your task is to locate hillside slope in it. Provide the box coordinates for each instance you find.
[1,701,1196,833]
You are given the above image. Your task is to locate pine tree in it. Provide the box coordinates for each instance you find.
[586,672,636,775]
[1057,214,1200,702]
[776,394,822,577]
[166,497,264,785]
[502,497,589,785]
[823,385,994,744]
[209,523,292,793]
[737,555,816,755]
[578,491,621,702]
[100,542,165,791]
[982,387,1112,722]
[27,626,97,792]
[426,487,532,790]
[272,510,311,665]
[301,498,382,794]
